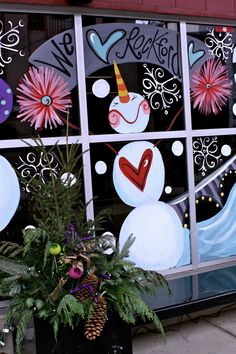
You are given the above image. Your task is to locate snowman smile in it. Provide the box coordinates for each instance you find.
[109,99,149,127]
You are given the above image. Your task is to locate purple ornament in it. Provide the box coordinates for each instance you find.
[100,273,111,280]
[0,79,13,124]
[65,223,79,243]
[70,283,94,295]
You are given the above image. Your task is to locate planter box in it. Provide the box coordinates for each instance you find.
[0,300,14,354]
[34,312,133,354]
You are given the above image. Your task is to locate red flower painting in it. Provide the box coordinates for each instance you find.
[17,66,72,129]
[191,58,232,116]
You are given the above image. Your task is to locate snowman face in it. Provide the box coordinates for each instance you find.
[108,92,150,133]
[113,141,165,207]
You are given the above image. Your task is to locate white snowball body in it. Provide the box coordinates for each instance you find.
[0,156,20,231]
[119,201,185,270]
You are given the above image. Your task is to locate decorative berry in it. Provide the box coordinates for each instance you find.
[49,243,61,256]
[67,265,83,280]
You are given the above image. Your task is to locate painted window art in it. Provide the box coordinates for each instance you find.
[0,13,77,140]
[0,13,76,241]
[84,18,236,271]
[0,12,236,276]
[188,24,234,129]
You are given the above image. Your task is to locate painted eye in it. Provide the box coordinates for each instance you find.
[112,101,118,107]
[131,95,137,101]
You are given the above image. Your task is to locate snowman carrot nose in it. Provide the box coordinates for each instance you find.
[114,61,130,103]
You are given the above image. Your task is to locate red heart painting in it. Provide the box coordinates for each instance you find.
[119,148,153,191]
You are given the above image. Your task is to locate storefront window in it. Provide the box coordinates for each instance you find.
[187,23,235,130]
[0,10,236,279]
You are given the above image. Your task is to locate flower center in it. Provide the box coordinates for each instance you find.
[206,83,212,89]
[41,95,52,106]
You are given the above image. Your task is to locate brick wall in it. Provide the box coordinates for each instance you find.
[1,0,236,20]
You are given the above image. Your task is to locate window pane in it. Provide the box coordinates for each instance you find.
[187,23,235,129]
[0,144,83,242]
[83,17,184,134]
[193,135,236,262]
[0,13,79,140]
[90,138,190,271]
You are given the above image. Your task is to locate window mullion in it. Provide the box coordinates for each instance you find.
[180,21,198,269]
[74,13,94,220]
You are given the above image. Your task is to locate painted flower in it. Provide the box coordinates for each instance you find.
[191,58,232,115]
[16,66,72,129]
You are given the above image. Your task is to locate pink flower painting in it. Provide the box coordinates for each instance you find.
[17,66,72,129]
[191,58,231,116]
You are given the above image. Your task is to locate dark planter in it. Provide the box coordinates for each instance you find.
[34,312,133,354]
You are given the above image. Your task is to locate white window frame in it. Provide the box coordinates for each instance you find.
[1,4,236,287]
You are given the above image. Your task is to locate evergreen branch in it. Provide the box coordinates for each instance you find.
[23,228,48,257]
[15,310,33,354]
[52,316,60,339]
[1,275,22,284]
[0,242,23,258]
[0,256,36,278]
[117,234,135,259]
[43,241,52,268]
[57,294,84,328]
[113,290,164,335]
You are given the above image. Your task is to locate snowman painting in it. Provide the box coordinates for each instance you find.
[109,63,189,271]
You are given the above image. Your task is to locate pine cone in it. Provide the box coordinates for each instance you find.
[84,297,107,340]
[77,273,99,302]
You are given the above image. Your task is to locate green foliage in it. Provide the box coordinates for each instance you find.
[15,310,33,354]
[57,294,84,329]
[0,256,36,278]
[0,241,23,258]
[0,138,170,352]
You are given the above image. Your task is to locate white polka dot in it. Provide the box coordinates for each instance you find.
[165,186,172,194]
[61,172,77,187]
[233,103,236,116]
[95,161,107,174]
[4,110,9,115]
[1,100,6,105]
[24,225,36,230]
[6,88,11,94]
[221,144,231,156]
[92,79,110,98]
[172,140,184,156]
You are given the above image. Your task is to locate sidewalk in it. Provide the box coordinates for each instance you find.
[132,305,236,354]
[21,304,236,354]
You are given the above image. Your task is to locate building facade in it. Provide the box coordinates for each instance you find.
[1,0,236,310]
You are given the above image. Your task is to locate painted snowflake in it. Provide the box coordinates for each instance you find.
[0,20,25,75]
[16,66,72,130]
[191,58,232,116]
[17,151,59,192]
[204,28,234,61]
[142,64,181,115]
[193,136,222,176]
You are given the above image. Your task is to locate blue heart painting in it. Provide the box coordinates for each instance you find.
[86,29,125,63]
[188,41,205,68]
